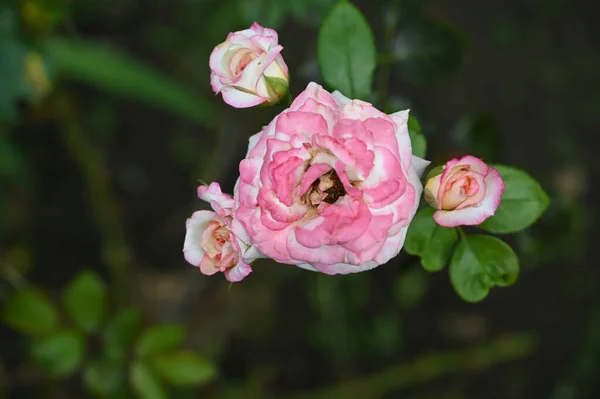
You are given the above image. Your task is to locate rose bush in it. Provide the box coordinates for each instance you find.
[183,183,262,282]
[234,82,429,274]
[424,155,504,227]
[209,22,289,108]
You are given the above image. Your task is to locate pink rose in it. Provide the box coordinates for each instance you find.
[209,22,289,108]
[234,82,429,275]
[424,155,505,227]
[183,183,262,282]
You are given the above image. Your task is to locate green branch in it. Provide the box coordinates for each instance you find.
[53,91,133,303]
[284,332,538,399]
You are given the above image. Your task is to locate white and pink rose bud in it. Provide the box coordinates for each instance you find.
[183,183,262,282]
[209,22,289,108]
[424,156,505,227]
[234,82,429,275]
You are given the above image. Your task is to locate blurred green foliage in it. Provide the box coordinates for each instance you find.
[44,37,215,126]
[0,0,595,397]
[2,269,216,397]
[451,114,503,163]
[392,17,467,85]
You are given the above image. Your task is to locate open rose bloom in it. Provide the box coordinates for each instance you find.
[210,22,289,108]
[234,83,429,275]
[424,156,504,227]
[184,183,262,282]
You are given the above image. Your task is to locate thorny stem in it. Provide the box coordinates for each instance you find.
[53,91,134,303]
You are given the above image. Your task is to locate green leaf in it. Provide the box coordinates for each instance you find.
[408,114,427,158]
[450,235,519,302]
[83,360,125,396]
[103,308,141,362]
[43,37,214,126]
[480,165,550,234]
[405,208,458,272]
[130,361,167,399]
[318,0,376,99]
[136,324,185,358]
[393,18,466,85]
[2,288,59,336]
[62,269,107,333]
[31,329,85,377]
[151,351,217,387]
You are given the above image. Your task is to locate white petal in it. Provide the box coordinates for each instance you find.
[183,211,216,266]
[221,87,267,108]
[411,156,431,178]
[331,90,352,105]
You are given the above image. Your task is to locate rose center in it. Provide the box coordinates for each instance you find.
[230,49,258,77]
[461,175,479,196]
[305,170,347,206]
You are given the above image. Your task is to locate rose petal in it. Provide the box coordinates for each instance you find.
[183,210,217,266]
[224,260,252,282]
[433,168,505,227]
[199,254,220,276]
[198,182,235,211]
[221,87,267,108]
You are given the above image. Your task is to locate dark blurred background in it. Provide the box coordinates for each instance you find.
[0,0,598,398]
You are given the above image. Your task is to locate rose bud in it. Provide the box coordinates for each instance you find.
[184,183,263,282]
[209,22,289,108]
[424,155,504,227]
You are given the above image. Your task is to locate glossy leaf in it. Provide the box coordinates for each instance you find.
[393,18,466,85]
[408,114,427,158]
[405,208,458,272]
[136,324,185,358]
[318,0,376,99]
[43,37,214,126]
[450,235,519,302]
[2,288,59,336]
[480,165,550,234]
[151,351,217,387]
[130,361,167,399]
[62,269,107,333]
[31,330,85,376]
